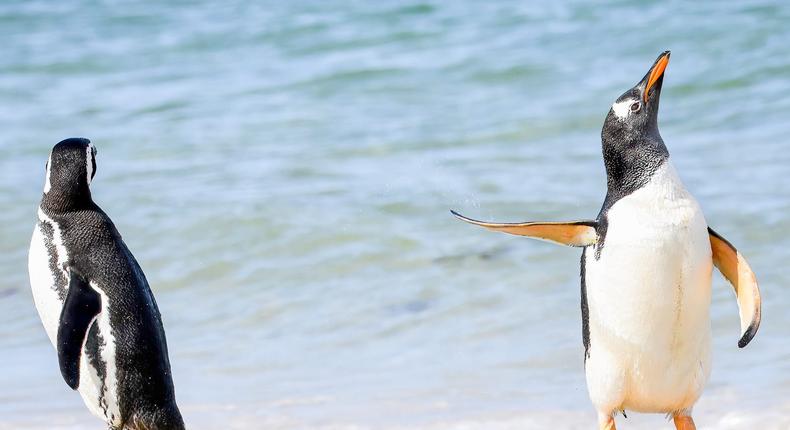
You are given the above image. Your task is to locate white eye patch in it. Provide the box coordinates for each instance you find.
[611,99,637,120]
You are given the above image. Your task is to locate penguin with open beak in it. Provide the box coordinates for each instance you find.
[452,51,761,430]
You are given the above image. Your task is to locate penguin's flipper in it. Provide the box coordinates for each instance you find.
[57,268,101,389]
[708,227,761,348]
[451,210,598,247]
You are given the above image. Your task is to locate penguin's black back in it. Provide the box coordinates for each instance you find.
[45,203,184,429]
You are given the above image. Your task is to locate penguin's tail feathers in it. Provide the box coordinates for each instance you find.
[125,403,185,430]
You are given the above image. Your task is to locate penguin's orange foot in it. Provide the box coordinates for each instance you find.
[673,414,696,430]
[597,413,616,430]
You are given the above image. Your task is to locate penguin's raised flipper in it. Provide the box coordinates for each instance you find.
[451,210,597,247]
[708,227,761,348]
[57,268,101,389]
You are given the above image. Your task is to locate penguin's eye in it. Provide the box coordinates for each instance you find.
[629,101,641,113]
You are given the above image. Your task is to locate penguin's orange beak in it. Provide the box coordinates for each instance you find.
[643,51,670,103]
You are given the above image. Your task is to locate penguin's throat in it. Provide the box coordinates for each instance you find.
[602,138,668,198]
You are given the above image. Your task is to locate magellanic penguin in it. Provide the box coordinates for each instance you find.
[29,138,185,430]
[452,52,761,430]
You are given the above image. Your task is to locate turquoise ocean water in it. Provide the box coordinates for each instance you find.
[1,1,789,428]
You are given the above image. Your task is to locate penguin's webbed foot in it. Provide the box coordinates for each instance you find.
[673,413,696,430]
[597,412,616,430]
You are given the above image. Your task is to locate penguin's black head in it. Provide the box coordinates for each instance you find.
[601,51,671,194]
[42,138,97,209]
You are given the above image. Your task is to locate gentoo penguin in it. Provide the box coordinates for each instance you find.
[452,52,761,430]
[29,138,184,430]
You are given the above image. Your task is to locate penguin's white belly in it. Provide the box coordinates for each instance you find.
[584,164,713,414]
[28,219,122,426]
[29,223,63,344]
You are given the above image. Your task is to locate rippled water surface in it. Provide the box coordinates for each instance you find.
[1,1,790,429]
